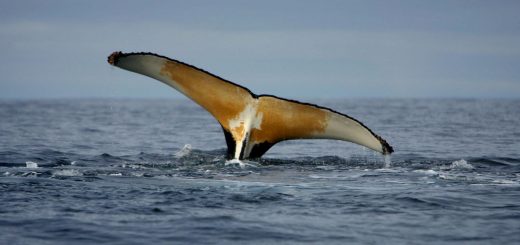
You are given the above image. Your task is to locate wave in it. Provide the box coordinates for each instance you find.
[469,157,517,167]
[0,148,518,185]
[1,148,519,169]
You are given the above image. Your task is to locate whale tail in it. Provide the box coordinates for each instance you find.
[108,52,393,159]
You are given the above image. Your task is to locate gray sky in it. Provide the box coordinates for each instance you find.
[1,0,519,99]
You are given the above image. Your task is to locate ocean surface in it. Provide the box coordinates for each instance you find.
[1,98,519,244]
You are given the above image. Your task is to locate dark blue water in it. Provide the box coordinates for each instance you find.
[1,99,519,244]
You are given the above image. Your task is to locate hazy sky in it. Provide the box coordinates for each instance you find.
[1,0,519,99]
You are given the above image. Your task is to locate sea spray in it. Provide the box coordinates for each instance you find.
[174,144,192,158]
[450,159,474,170]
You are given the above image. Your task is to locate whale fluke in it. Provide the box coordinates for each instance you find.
[108,52,393,159]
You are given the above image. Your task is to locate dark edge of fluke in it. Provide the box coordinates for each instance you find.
[108,51,122,66]
[107,51,394,155]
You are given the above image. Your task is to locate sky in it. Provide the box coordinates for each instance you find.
[1,0,519,99]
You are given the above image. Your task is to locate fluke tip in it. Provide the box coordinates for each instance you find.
[107,51,123,65]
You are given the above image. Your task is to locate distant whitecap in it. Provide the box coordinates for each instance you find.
[413,169,438,176]
[25,161,38,169]
[53,169,82,177]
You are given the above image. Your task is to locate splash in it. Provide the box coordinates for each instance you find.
[225,159,259,168]
[174,144,192,158]
[53,169,82,177]
[25,161,39,169]
[450,159,474,170]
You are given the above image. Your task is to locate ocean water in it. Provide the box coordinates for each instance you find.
[1,98,519,244]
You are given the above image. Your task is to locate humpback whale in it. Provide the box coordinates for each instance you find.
[107,52,393,160]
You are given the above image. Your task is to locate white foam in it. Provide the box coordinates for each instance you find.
[375,168,401,173]
[225,159,244,167]
[308,174,321,179]
[450,159,474,170]
[53,169,82,177]
[225,159,258,168]
[131,172,144,177]
[174,144,192,158]
[109,173,123,176]
[308,174,332,179]
[25,161,39,169]
[491,179,518,185]
[413,169,438,176]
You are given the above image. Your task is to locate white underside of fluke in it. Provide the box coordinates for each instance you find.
[228,101,263,159]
